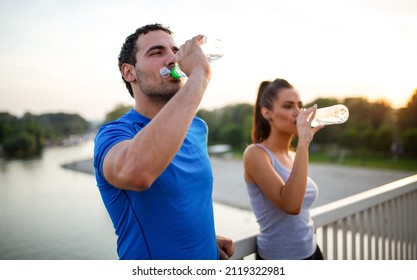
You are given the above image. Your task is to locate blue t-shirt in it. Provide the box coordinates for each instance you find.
[94,109,219,260]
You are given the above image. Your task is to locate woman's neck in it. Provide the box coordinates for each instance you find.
[262,131,292,155]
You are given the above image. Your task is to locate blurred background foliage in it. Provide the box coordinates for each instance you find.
[2,89,416,171]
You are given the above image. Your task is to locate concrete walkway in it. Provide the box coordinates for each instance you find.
[210,157,415,210]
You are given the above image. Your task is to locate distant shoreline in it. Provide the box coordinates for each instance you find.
[61,158,95,175]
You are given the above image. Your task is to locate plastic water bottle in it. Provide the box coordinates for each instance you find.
[201,36,224,62]
[311,104,349,127]
[160,36,223,79]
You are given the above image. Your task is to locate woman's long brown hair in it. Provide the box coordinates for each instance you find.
[252,78,294,143]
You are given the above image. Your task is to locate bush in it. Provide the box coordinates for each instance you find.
[401,128,417,156]
[2,131,40,158]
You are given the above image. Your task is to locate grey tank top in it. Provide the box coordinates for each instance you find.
[245,144,318,259]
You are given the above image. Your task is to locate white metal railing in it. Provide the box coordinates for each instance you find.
[230,174,417,260]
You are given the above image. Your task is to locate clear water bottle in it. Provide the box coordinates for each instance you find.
[311,104,349,127]
[160,36,224,79]
[201,36,224,62]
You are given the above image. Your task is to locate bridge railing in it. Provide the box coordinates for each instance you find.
[230,174,417,260]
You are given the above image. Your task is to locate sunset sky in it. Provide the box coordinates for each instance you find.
[1,0,416,121]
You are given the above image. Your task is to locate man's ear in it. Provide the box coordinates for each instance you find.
[121,63,136,82]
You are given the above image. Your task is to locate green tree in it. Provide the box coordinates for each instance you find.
[1,111,90,158]
[397,89,417,131]
[343,97,373,130]
[22,113,45,154]
[394,89,417,156]
[2,131,40,158]
[198,103,253,149]
[369,100,392,130]
[104,104,131,123]
[372,125,394,153]
[401,128,417,157]
[197,108,223,145]
[339,128,361,150]
[38,113,89,141]
[0,113,19,143]
[218,124,242,148]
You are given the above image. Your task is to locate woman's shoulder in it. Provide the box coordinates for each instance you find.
[243,143,259,157]
[243,143,269,162]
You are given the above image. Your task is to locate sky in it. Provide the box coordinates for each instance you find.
[1,0,416,121]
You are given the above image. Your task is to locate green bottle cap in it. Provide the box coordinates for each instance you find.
[171,66,186,79]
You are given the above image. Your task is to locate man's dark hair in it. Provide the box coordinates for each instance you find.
[118,23,173,97]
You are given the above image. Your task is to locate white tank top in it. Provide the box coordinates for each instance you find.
[246,143,318,259]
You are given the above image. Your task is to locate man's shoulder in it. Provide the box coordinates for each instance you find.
[98,110,148,134]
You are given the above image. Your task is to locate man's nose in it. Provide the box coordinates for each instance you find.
[166,50,177,66]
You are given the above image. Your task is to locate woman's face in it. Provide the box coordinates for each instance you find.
[264,88,304,135]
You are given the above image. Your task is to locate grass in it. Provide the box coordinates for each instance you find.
[309,151,417,172]
[232,148,417,172]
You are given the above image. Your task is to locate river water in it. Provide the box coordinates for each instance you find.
[0,141,119,260]
[0,140,258,260]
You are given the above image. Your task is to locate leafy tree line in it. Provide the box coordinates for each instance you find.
[197,103,253,150]
[0,112,90,158]
[197,90,417,158]
[102,89,417,158]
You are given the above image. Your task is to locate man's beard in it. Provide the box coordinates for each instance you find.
[136,67,180,103]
